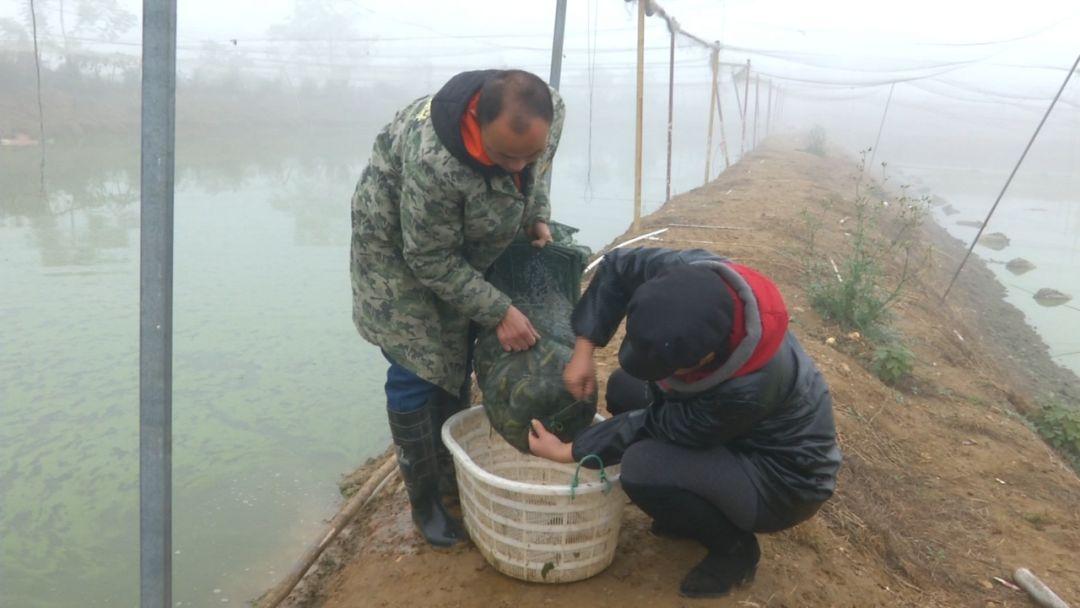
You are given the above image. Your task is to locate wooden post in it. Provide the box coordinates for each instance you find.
[773,86,779,126]
[665,18,676,201]
[713,60,731,169]
[740,60,750,158]
[777,86,783,124]
[753,74,760,149]
[766,79,773,135]
[732,67,744,122]
[633,0,645,227]
[704,46,718,184]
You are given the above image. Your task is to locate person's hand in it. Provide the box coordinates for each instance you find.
[563,337,597,401]
[496,305,540,352]
[529,221,552,248]
[528,419,574,463]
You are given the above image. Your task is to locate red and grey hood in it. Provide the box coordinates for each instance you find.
[660,260,790,393]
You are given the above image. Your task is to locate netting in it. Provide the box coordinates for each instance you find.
[474,223,596,453]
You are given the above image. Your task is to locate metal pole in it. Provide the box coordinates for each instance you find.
[633,0,645,227]
[942,52,1080,301]
[665,19,676,201]
[704,46,718,184]
[740,60,750,158]
[545,0,567,189]
[753,74,760,149]
[867,82,895,174]
[28,0,46,194]
[548,0,568,90]
[140,0,176,605]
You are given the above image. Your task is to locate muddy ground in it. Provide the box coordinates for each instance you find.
[270,138,1080,608]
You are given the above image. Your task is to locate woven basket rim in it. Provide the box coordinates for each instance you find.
[441,406,620,497]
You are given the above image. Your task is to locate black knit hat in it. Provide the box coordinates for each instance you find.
[618,265,735,381]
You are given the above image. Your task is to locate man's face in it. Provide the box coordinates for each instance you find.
[480,113,549,174]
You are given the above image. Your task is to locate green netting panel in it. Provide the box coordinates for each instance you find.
[475,223,596,453]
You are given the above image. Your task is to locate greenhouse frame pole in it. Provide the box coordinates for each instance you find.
[943,52,1080,300]
[632,0,645,227]
[139,0,177,606]
[867,82,895,174]
[545,0,567,189]
[548,0,567,90]
[665,19,676,201]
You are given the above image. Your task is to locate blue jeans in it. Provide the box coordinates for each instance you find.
[384,327,476,413]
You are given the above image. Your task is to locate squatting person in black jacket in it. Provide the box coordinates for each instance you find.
[529,247,842,598]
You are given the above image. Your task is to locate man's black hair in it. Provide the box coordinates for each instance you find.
[476,70,554,134]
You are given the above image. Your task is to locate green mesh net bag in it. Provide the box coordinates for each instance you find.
[474,223,596,453]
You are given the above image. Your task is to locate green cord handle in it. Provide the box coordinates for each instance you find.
[570,453,612,500]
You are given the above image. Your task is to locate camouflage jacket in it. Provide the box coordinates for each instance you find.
[351,78,565,396]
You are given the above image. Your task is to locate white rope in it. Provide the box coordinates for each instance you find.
[584,228,670,273]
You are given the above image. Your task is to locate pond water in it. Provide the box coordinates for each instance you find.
[0,124,711,607]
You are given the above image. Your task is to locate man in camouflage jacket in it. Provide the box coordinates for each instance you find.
[351,69,564,546]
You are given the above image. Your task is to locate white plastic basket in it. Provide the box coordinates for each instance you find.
[441,406,625,583]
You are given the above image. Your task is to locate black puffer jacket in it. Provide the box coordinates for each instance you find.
[570,247,842,509]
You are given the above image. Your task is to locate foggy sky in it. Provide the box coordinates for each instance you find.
[3,0,1078,171]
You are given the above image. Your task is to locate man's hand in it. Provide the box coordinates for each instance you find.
[528,419,574,463]
[496,305,540,352]
[563,337,597,401]
[529,221,553,248]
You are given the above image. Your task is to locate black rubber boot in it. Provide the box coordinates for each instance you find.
[432,387,468,500]
[623,480,760,598]
[678,535,760,599]
[388,403,464,547]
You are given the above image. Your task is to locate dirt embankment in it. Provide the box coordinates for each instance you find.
[273,138,1080,608]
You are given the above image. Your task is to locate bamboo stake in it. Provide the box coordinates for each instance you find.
[732,67,744,119]
[257,455,399,608]
[766,79,773,135]
[741,60,750,158]
[704,46,718,183]
[753,74,760,150]
[714,60,731,169]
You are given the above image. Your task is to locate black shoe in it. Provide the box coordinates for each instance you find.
[388,403,464,547]
[622,480,760,597]
[678,540,759,598]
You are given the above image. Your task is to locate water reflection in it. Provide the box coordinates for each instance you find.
[0,131,387,608]
[907,164,1080,372]
[0,122,775,608]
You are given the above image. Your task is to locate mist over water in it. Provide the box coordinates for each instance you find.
[1,0,1078,605]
